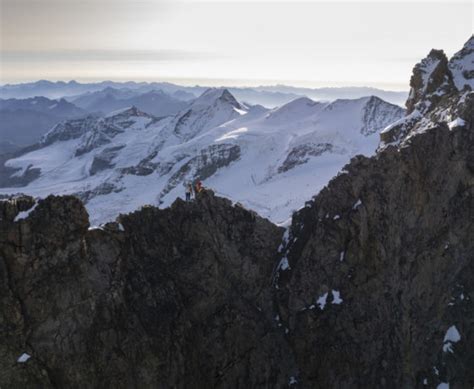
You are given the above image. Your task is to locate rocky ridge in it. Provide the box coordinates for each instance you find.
[381,35,474,146]
[0,192,292,388]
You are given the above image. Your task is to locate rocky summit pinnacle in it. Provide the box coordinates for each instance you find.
[0,37,474,388]
[405,49,454,115]
[405,35,474,117]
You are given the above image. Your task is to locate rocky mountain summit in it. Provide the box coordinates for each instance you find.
[0,36,473,388]
[382,35,474,146]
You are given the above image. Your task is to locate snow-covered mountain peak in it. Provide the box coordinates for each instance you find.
[363,95,385,105]
[449,35,474,92]
[265,97,323,122]
[322,95,373,110]
[360,96,405,136]
[170,88,246,141]
[191,88,241,109]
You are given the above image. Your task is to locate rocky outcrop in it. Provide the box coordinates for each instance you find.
[405,49,455,115]
[89,145,125,175]
[0,191,291,388]
[278,143,336,173]
[42,116,99,146]
[74,182,123,204]
[0,145,41,188]
[381,36,473,146]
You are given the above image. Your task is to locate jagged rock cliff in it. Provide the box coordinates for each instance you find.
[275,102,474,387]
[272,36,474,388]
[0,192,292,388]
[1,36,473,388]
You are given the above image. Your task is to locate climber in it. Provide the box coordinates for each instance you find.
[195,180,204,195]
[185,183,193,201]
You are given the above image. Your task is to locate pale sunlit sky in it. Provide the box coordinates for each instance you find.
[0,0,473,89]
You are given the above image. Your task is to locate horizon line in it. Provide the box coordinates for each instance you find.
[0,77,409,92]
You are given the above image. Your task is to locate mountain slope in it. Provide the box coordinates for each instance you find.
[0,89,404,224]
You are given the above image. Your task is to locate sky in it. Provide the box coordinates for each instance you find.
[0,0,473,90]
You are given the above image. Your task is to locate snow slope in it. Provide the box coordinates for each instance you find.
[0,89,404,224]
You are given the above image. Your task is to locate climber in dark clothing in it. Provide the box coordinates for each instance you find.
[185,183,193,201]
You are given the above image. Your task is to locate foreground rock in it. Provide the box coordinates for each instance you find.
[0,192,290,388]
[276,114,474,388]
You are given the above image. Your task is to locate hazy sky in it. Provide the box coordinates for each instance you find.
[1,0,472,89]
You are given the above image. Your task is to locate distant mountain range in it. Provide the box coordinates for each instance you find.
[0,96,87,154]
[254,85,408,105]
[0,88,191,155]
[0,80,408,107]
[69,87,189,117]
[0,80,409,156]
[0,88,404,224]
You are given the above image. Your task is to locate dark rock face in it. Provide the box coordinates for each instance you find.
[405,49,455,115]
[278,143,335,173]
[0,191,291,388]
[119,150,160,177]
[381,38,473,147]
[0,144,43,188]
[89,145,125,175]
[74,182,123,204]
[42,116,99,146]
[275,120,474,387]
[74,122,124,157]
